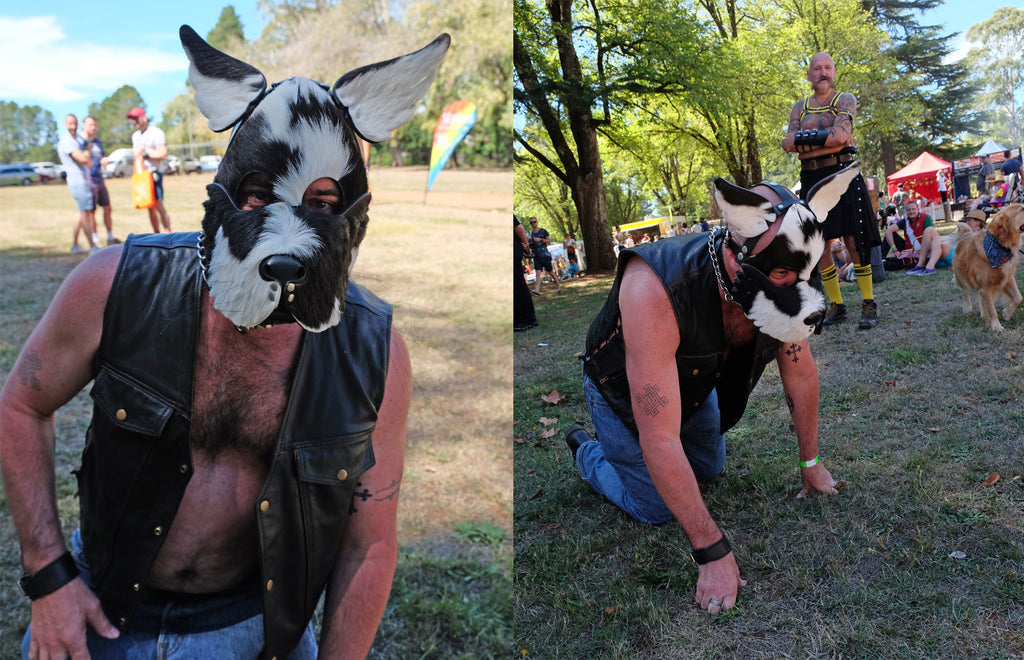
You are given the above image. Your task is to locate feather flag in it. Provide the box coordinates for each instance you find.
[426,100,477,193]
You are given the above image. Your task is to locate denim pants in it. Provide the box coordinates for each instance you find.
[576,373,725,523]
[22,530,317,660]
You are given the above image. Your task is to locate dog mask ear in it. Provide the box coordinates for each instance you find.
[180,25,267,132]
[332,34,451,143]
[805,162,861,221]
[713,179,776,238]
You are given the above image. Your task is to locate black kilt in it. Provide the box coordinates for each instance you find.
[800,159,881,263]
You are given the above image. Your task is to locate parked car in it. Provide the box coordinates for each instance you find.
[199,154,222,172]
[103,148,135,178]
[165,154,181,175]
[182,157,202,174]
[30,161,65,183]
[0,163,42,186]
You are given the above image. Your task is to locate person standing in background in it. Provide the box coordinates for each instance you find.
[82,116,120,246]
[127,107,172,233]
[57,114,99,254]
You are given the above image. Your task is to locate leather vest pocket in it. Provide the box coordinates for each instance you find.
[294,431,376,485]
[89,369,174,436]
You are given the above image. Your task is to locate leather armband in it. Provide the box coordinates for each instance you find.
[794,129,828,148]
[690,535,732,565]
[19,551,79,601]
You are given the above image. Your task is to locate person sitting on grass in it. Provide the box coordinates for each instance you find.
[884,199,932,264]
[908,208,988,276]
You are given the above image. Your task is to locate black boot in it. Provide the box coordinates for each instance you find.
[822,302,847,326]
[564,424,592,461]
[858,299,878,330]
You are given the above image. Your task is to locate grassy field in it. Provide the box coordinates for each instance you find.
[0,167,511,658]
[514,238,1024,658]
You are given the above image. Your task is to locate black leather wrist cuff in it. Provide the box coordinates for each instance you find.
[19,551,79,601]
[690,535,732,565]
[794,129,828,148]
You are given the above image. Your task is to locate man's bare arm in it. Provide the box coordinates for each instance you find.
[0,247,123,658]
[775,340,837,498]
[318,329,411,659]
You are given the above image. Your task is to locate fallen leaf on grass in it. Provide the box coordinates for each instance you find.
[982,472,1000,486]
[527,468,536,476]
[604,605,619,615]
[514,436,525,444]
[528,489,543,500]
[835,480,847,489]
[538,417,559,426]
[927,427,940,433]
[540,428,558,439]
[884,381,896,387]
[1009,349,1017,360]
[949,551,967,559]
[545,523,560,530]
[963,395,980,404]
[541,389,566,405]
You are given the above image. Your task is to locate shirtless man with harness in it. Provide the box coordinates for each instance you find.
[782,52,882,330]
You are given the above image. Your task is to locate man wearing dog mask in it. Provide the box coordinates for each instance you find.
[0,25,448,660]
[565,167,858,616]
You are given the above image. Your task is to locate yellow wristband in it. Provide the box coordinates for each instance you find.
[799,455,819,468]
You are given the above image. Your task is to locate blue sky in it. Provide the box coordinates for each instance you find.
[0,1,268,125]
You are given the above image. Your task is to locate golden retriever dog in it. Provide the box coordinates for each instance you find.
[950,203,1024,331]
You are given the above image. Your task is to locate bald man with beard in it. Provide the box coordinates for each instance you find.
[782,52,882,330]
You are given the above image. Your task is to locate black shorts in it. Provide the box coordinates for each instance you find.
[533,253,553,272]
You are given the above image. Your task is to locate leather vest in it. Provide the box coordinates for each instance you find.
[77,232,390,660]
[582,232,780,437]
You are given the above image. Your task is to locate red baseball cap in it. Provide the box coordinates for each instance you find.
[126,107,146,119]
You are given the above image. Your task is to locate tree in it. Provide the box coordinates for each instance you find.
[965,7,1024,146]
[514,0,720,271]
[861,0,981,173]
[0,102,59,163]
[86,86,147,150]
[207,6,247,50]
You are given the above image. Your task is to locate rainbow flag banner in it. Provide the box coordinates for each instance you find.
[427,100,477,191]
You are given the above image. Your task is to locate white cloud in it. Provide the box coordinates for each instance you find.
[0,15,185,103]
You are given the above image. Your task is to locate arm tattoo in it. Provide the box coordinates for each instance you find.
[786,394,795,414]
[785,343,803,363]
[348,479,402,515]
[17,350,43,391]
[635,384,669,417]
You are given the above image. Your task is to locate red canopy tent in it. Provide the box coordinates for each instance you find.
[886,151,952,204]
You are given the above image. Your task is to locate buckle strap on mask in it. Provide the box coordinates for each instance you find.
[727,181,807,263]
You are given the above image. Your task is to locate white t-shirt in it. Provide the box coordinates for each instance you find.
[57,131,89,188]
[131,125,168,173]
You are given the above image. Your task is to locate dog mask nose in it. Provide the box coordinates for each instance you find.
[259,255,308,287]
[804,310,825,327]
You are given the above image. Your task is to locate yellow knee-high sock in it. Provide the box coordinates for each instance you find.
[820,263,842,304]
[855,264,873,301]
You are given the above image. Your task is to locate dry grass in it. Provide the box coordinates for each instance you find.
[0,166,511,657]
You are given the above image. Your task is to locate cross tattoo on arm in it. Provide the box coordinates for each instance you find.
[636,383,669,417]
[785,343,803,364]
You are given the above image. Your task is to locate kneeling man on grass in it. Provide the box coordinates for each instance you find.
[566,168,858,614]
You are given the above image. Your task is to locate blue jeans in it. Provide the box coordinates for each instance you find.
[22,530,317,660]
[576,373,725,523]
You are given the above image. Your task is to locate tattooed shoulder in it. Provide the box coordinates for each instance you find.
[17,350,43,391]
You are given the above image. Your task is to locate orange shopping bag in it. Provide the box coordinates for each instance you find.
[132,154,156,209]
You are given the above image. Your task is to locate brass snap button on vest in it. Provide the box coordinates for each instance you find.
[266,579,274,591]
[153,526,163,536]
[336,468,349,481]
[132,583,140,592]
[260,500,270,512]
[116,409,127,421]
[691,369,699,376]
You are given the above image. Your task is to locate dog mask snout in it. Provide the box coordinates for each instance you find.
[260,255,308,287]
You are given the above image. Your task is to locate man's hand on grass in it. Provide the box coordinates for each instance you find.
[695,554,746,615]
[797,462,839,499]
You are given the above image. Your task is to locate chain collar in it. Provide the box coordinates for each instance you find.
[708,225,736,304]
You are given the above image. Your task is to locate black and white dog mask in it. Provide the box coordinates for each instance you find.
[713,164,861,342]
[179,25,449,331]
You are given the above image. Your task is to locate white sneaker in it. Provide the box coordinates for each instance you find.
[89,246,102,254]
[71,245,85,254]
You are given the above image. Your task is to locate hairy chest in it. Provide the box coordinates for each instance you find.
[190,311,303,459]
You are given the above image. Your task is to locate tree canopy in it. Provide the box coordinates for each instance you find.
[0,103,59,163]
